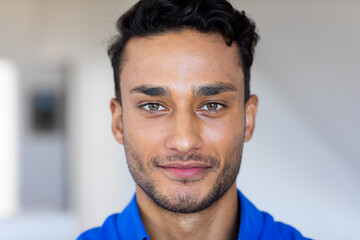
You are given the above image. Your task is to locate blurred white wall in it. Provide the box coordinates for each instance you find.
[235,1,360,239]
[0,60,19,218]
[0,0,359,239]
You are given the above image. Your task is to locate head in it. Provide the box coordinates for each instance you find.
[109,0,259,214]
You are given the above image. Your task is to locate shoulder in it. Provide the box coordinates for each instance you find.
[259,211,312,240]
[237,190,312,240]
[76,214,121,240]
[76,194,146,240]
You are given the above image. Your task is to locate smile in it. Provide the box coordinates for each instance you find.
[159,162,211,179]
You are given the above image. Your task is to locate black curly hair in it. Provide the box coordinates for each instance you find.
[108,0,259,105]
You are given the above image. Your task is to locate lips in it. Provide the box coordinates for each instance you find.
[159,162,211,179]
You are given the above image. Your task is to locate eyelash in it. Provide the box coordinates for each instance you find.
[198,103,224,112]
[138,102,225,113]
[140,103,167,112]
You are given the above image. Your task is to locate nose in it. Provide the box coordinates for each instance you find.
[164,110,203,154]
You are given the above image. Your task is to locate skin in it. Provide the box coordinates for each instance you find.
[110,29,258,240]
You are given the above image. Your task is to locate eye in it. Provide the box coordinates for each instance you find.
[199,102,224,112]
[141,103,167,112]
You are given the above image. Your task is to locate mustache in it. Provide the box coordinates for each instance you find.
[150,153,221,169]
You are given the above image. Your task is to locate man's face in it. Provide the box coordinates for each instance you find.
[111,30,258,213]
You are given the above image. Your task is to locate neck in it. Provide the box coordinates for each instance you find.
[136,184,240,240]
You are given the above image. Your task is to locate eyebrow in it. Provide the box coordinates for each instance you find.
[129,82,237,97]
[193,82,237,96]
[130,85,170,97]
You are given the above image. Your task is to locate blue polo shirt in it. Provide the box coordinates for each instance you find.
[77,190,311,240]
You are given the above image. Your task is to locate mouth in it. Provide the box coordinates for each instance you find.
[159,162,211,179]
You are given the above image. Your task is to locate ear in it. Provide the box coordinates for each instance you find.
[244,95,258,142]
[110,98,124,145]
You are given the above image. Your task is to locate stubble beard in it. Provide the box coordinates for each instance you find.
[123,138,243,214]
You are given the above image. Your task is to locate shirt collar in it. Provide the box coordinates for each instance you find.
[116,194,149,240]
[117,190,263,240]
[237,190,264,240]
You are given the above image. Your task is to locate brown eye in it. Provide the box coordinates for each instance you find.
[199,102,224,112]
[148,103,160,111]
[206,103,218,111]
[141,103,166,112]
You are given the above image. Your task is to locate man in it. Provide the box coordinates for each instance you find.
[78,0,311,239]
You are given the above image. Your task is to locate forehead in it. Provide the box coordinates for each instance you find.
[120,29,244,93]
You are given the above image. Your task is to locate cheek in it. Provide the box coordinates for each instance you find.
[123,112,166,151]
[202,114,244,147]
